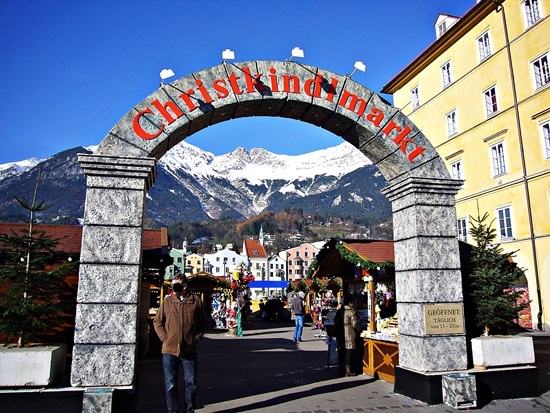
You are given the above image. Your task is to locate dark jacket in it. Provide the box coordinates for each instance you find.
[153,293,208,357]
[290,295,305,316]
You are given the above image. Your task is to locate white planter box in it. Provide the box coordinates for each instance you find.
[0,344,67,387]
[471,336,534,368]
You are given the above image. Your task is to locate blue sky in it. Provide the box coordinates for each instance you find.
[0,1,474,164]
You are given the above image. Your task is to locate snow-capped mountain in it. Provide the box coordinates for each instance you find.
[0,157,43,182]
[0,141,390,226]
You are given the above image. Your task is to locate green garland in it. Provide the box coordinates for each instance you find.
[335,242,394,271]
[306,258,318,279]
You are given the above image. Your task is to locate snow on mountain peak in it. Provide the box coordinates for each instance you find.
[159,140,371,183]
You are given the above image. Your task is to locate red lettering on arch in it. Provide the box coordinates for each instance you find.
[365,107,384,127]
[133,108,164,140]
[338,90,367,116]
[151,99,183,125]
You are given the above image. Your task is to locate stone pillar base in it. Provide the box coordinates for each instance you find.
[82,387,137,413]
[394,365,539,405]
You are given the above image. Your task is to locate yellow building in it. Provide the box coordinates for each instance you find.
[382,0,550,330]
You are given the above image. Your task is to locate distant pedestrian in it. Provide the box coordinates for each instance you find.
[242,296,252,323]
[266,297,277,322]
[275,296,284,322]
[153,274,208,413]
[342,295,359,377]
[291,292,306,342]
[259,299,267,321]
[333,298,346,377]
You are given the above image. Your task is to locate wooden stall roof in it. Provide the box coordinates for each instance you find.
[0,223,168,254]
[310,238,394,280]
[187,271,231,290]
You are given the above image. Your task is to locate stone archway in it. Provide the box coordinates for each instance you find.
[71,60,465,404]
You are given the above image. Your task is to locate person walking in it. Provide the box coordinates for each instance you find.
[153,274,208,413]
[342,294,359,377]
[291,291,306,343]
[333,298,346,377]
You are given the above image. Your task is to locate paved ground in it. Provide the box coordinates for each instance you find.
[2,319,549,412]
[137,319,550,413]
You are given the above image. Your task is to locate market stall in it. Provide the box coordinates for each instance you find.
[360,268,398,383]
[308,238,397,382]
[186,271,232,330]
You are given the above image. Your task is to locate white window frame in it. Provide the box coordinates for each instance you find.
[496,206,513,239]
[523,0,542,29]
[477,31,492,61]
[438,21,447,38]
[541,120,550,159]
[446,110,458,137]
[450,159,463,181]
[490,141,507,177]
[532,53,549,89]
[441,61,452,88]
[410,86,420,109]
[483,85,498,117]
[457,217,468,242]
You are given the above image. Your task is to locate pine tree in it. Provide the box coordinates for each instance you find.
[468,211,528,336]
[0,191,78,347]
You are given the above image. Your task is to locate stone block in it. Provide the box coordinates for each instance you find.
[394,237,461,271]
[442,373,477,409]
[84,188,145,226]
[399,334,467,371]
[472,336,535,368]
[71,344,136,387]
[0,344,66,387]
[83,388,115,413]
[74,304,138,344]
[80,226,143,264]
[393,204,458,239]
[77,264,140,303]
[396,270,463,303]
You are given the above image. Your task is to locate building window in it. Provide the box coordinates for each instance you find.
[441,61,452,87]
[484,86,498,116]
[491,142,507,176]
[295,251,299,257]
[542,121,550,159]
[450,159,463,180]
[288,269,292,275]
[410,86,420,109]
[496,206,513,239]
[457,218,468,242]
[288,260,292,266]
[438,21,447,38]
[524,0,542,28]
[532,53,549,89]
[304,251,308,257]
[446,110,458,136]
[477,31,492,61]
[177,257,182,263]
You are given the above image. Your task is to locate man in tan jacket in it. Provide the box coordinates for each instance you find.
[154,274,208,413]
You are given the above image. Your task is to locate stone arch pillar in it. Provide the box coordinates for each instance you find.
[70,155,156,388]
[383,177,467,373]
